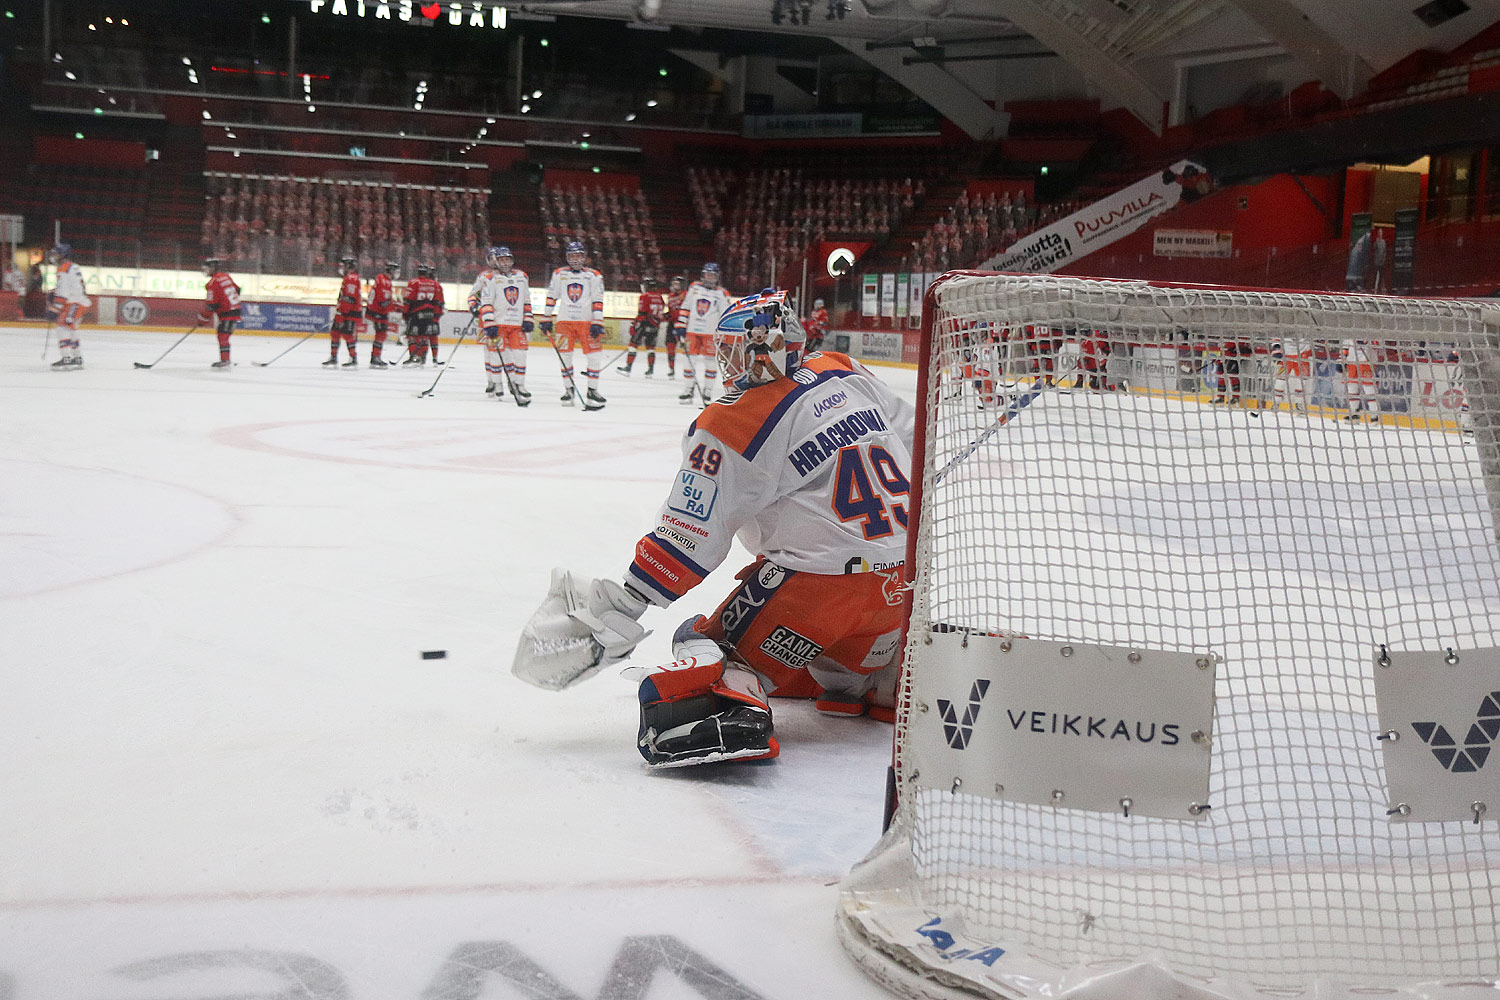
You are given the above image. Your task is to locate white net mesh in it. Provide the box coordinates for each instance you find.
[868,273,1500,990]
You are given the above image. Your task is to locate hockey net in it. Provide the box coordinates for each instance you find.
[837,272,1500,998]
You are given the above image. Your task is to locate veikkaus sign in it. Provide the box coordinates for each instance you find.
[982,159,1210,274]
[306,1,508,29]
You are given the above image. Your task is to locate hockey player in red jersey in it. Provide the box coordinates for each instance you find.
[325,255,362,367]
[514,289,916,767]
[365,260,400,368]
[662,275,687,378]
[622,278,665,377]
[803,297,829,354]
[402,261,445,366]
[199,258,242,368]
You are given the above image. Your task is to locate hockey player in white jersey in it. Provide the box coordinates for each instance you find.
[674,263,732,405]
[542,241,608,407]
[47,244,92,369]
[514,289,916,767]
[468,246,535,405]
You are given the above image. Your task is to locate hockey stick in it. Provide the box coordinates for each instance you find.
[602,344,635,373]
[497,353,531,407]
[933,365,1076,485]
[133,322,201,369]
[546,331,605,411]
[253,326,326,367]
[416,317,474,398]
[41,312,55,360]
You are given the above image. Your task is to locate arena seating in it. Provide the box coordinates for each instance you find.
[5,165,148,263]
[538,183,664,288]
[201,173,490,278]
[899,190,1084,273]
[686,167,921,291]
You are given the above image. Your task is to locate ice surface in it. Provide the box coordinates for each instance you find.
[0,327,914,999]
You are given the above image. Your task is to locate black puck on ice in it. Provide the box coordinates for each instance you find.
[421,650,448,660]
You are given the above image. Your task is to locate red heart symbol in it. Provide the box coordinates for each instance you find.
[420,3,442,19]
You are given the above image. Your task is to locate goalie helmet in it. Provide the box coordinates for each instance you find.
[565,240,587,269]
[713,288,806,391]
[486,245,513,272]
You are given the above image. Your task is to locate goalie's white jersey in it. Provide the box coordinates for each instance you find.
[626,352,916,607]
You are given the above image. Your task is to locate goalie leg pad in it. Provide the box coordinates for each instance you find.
[637,658,779,767]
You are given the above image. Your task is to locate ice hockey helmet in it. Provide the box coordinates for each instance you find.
[47,243,72,264]
[641,277,658,291]
[701,262,721,286]
[486,245,513,269]
[416,260,435,277]
[338,255,357,274]
[813,298,825,310]
[203,257,223,274]
[669,275,686,291]
[565,240,587,267]
[713,288,806,391]
[384,260,400,276]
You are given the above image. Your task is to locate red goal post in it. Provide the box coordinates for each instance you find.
[839,271,1500,999]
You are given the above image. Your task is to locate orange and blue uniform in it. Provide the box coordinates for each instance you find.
[627,352,915,697]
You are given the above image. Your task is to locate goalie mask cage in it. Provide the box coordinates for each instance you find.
[836,272,1500,999]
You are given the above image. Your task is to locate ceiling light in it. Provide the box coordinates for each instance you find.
[532,89,542,98]
[646,99,658,107]
[182,57,192,65]
[521,104,531,113]
[486,117,495,123]
[64,71,76,80]
[202,110,212,119]
[625,112,636,121]
[307,105,316,112]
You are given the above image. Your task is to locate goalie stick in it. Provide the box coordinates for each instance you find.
[133,322,202,369]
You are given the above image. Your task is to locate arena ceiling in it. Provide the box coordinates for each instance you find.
[507,0,1500,136]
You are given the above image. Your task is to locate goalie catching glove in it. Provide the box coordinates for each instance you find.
[512,569,651,691]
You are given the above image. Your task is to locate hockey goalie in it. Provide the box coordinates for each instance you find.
[513,289,916,767]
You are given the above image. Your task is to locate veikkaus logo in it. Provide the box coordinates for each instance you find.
[1414,690,1500,773]
[937,680,989,750]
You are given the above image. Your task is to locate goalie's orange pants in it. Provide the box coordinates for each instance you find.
[696,557,906,698]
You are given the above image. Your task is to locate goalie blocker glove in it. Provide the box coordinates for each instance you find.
[512,569,652,691]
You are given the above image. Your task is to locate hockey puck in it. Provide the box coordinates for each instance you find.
[421,650,447,660]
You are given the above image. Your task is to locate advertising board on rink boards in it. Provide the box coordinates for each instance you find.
[907,632,1216,821]
[55,266,642,320]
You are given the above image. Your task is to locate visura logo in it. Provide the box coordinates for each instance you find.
[937,679,989,750]
[1413,690,1500,773]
